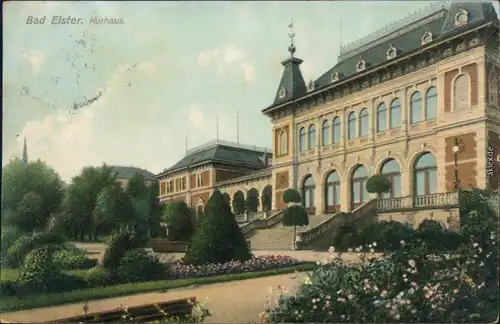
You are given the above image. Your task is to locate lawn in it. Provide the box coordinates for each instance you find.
[0,262,315,312]
[1,268,88,282]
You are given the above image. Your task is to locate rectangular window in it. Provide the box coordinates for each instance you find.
[334,183,341,205]
[362,179,369,202]
[392,175,401,197]
[416,172,426,195]
[428,170,437,194]
[353,183,361,203]
[160,182,166,195]
[305,190,311,207]
[327,186,333,206]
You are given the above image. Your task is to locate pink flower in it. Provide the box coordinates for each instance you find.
[380,290,388,297]
[328,246,335,253]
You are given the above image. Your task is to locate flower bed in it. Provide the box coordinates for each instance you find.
[170,255,299,279]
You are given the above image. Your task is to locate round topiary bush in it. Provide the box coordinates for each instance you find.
[283,188,302,204]
[116,249,167,283]
[5,235,33,268]
[366,174,391,194]
[17,246,62,293]
[184,190,251,265]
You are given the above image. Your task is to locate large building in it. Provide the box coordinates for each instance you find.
[158,2,500,218]
[111,166,156,188]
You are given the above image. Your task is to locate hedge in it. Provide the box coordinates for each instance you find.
[0,262,315,313]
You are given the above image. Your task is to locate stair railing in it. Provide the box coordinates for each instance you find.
[240,209,286,236]
[297,199,379,247]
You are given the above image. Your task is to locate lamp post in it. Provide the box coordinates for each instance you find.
[452,138,461,191]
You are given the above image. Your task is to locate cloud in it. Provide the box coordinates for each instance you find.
[242,62,256,83]
[23,50,47,75]
[187,104,205,131]
[197,45,255,83]
[137,61,157,75]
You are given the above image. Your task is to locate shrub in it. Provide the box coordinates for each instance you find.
[184,191,251,265]
[232,191,246,215]
[366,174,391,194]
[84,267,113,287]
[170,255,299,279]
[116,249,167,283]
[359,221,412,251]
[53,249,98,270]
[162,202,195,241]
[283,188,302,204]
[418,219,443,231]
[4,235,33,268]
[102,228,145,273]
[0,226,22,266]
[282,205,309,227]
[331,224,358,250]
[263,189,499,323]
[17,246,63,293]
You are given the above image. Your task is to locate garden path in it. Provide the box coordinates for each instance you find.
[0,272,309,324]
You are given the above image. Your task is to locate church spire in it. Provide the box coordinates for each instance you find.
[22,136,28,165]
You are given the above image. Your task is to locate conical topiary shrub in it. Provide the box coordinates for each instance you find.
[184,190,251,265]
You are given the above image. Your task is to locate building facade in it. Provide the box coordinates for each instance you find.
[158,2,500,217]
[110,166,156,188]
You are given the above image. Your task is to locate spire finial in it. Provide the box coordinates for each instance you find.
[288,17,296,57]
[22,136,28,165]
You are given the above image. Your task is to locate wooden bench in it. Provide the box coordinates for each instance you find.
[48,297,196,323]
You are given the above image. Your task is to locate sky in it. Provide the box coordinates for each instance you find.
[3,1,499,182]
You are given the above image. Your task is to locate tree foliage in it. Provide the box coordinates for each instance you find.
[2,159,64,233]
[184,190,251,265]
[283,188,302,204]
[162,202,194,241]
[366,174,391,194]
[61,164,118,241]
[246,189,260,213]
[282,205,309,227]
[93,183,134,236]
[232,191,246,214]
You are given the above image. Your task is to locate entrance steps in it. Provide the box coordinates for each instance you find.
[246,214,335,250]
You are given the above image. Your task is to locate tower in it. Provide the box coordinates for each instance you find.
[22,136,28,165]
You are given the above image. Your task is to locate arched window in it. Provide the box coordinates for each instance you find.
[299,127,306,152]
[308,125,316,150]
[351,165,369,210]
[380,159,401,199]
[377,103,387,132]
[302,175,316,214]
[414,152,437,196]
[324,171,341,213]
[390,98,401,128]
[348,112,356,140]
[359,108,369,137]
[425,87,437,120]
[454,74,469,110]
[332,117,341,143]
[410,92,422,124]
[322,120,330,146]
[278,131,288,155]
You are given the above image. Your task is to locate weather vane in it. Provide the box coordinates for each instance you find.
[288,17,296,57]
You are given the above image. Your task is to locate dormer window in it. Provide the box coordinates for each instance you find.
[454,6,469,27]
[330,72,340,83]
[308,80,316,92]
[278,87,286,99]
[356,57,366,72]
[386,44,398,60]
[421,30,433,45]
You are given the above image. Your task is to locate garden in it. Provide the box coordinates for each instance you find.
[261,188,499,323]
[0,158,313,318]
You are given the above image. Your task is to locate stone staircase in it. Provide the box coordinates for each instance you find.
[246,214,339,250]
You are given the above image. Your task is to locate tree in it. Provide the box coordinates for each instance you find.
[283,188,302,204]
[147,180,163,238]
[223,193,231,204]
[282,205,310,249]
[246,189,259,213]
[125,172,149,199]
[93,183,134,240]
[184,190,251,265]
[2,159,64,233]
[62,164,118,241]
[162,202,194,241]
[232,191,246,215]
[366,174,391,194]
